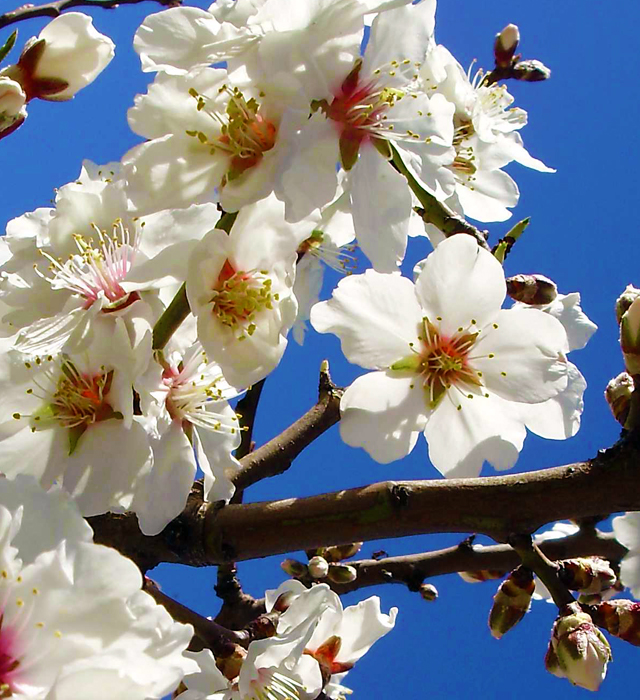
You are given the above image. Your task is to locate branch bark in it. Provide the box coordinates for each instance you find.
[0,0,179,30]
[90,438,640,572]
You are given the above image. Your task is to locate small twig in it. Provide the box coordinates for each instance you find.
[152,283,189,352]
[388,144,491,251]
[0,0,180,30]
[214,564,266,630]
[232,362,343,490]
[323,529,625,595]
[144,577,243,656]
[235,379,266,461]
[509,534,574,607]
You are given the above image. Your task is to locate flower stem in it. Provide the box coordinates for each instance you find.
[388,144,491,251]
[152,283,189,351]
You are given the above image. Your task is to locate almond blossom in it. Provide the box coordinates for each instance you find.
[0,475,196,699]
[310,234,573,477]
[186,195,309,387]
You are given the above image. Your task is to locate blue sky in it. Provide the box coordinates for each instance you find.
[1,0,638,697]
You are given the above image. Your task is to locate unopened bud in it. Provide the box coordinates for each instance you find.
[458,569,505,584]
[546,603,612,691]
[323,542,363,562]
[506,274,557,305]
[326,563,357,584]
[615,285,640,324]
[559,558,617,596]
[0,76,26,134]
[419,583,438,601]
[488,566,534,639]
[272,590,296,613]
[591,599,640,646]
[605,372,634,426]
[620,296,640,374]
[512,59,552,82]
[494,23,520,68]
[216,644,247,681]
[308,555,330,579]
[281,558,308,578]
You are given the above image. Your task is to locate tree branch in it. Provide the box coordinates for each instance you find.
[90,438,640,572]
[319,529,626,595]
[0,0,179,30]
[232,362,343,491]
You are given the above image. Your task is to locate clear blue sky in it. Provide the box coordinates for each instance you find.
[1,1,638,697]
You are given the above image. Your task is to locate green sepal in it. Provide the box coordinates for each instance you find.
[390,354,422,373]
[0,30,18,66]
[339,131,361,171]
[67,424,87,455]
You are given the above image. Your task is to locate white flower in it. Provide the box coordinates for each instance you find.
[310,234,572,477]
[132,342,242,536]
[186,195,305,387]
[612,512,640,598]
[4,13,115,101]
[0,475,196,699]
[419,43,553,222]
[0,328,153,518]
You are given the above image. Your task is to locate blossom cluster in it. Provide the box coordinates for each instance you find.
[0,0,606,696]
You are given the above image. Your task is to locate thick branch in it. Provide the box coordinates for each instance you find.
[0,0,179,30]
[233,363,342,490]
[90,439,640,571]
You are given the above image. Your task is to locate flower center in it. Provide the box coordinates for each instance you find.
[312,57,420,170]
[391,317,482,408]
[38,220,140,311]
[187,86,277,185]
[210,260,277,338]
[162,346,241,434]
[247,669,304,700]
[12,357,122,454]
[0,614,19,699]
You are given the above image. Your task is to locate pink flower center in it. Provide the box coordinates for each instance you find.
[210,260,276,337]
[0,614,20,698]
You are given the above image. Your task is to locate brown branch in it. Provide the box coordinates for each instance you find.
[235,379,266,461]
[321,529,626,595]
[0,0,179,30]
[214,564,266,630]
[232,362,343,491]
[90,438,640,572]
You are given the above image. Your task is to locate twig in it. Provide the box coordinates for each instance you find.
[232,362,343,490]
[214,564,266,630]
[389,144,491,251]
[152,283,189,351]
[0,0,180,30]
[235,379,266,461]
[322,529,626,595]
[509,534,575,607]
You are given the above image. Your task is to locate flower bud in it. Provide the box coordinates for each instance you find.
[615,284,640,324]
[558,558,617,596]
[591,599,640,646]
[546,603,612,691]
[323,542,363,562]
[605,372,634,426]
[620,297,640,375]
[506,274,558,305]
[308,555,330,579]
[488,566,534,639]
[326,563,358,584]
[458,569,505,584]
[280,558,308,578]
[512,59,552,82]
[0,76,26,133]
[494,24,520,68]
[216,644,247,681]
[7,13,114,102]
[419,583,438,602]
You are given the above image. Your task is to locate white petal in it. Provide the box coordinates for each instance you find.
[612,512,640,551]
[424,390,526,477]
[310,270,421,369]
[415,234,505,335]
[351,147,412,272]
[340,372,427,463]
